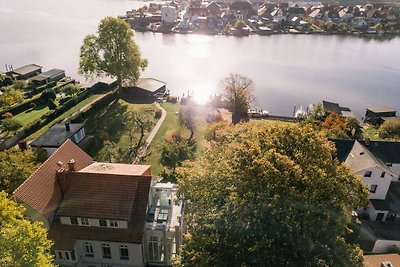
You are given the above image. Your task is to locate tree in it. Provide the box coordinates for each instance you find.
[0,191,55,267]
[178,105,196,141]
[234,19,246,30]
[221,73,253,124]
[63,84,79,97]
[125,109,154,157]
[79,16,148,89]
[175,121,368,267]
[160,130,195,177]
[1,118,22,134]
[0,86,23,108]
[379,119,400,139]
[0,148,43,194]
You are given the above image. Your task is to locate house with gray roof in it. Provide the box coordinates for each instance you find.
[6,64,42,80]
[31,69,65,85]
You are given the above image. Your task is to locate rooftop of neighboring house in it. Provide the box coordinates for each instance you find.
[124,77,167,93]
[366,107,397,114]
[79,162,151,176]
[364,253,400,267]
[331,139,400,166]
[370,182,400,214]
[30,122,85,148]
[31,69,64,82]
[322,100,355,118]
[13,139,93,216]
[230,1,252,11]
[363,219,400,242]
[7,64,42,75]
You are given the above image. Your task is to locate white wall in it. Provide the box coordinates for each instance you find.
[358,166,391,200]
[389,163,400,181]
[75,240,143,267]
[161,6,176,24]
[367,203,388,221]
[373,239,400,253]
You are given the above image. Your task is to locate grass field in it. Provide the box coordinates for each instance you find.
[14,104,50,127]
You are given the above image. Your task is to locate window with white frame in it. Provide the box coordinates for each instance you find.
[99,219,107,227]
[81,217,90,226]
[370,184,378,193]
[120,245,129,260]
[84,242,94,257]
[102,244,111,259]
[110,220,119,228]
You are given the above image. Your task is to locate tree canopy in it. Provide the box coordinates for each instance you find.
[79,16,148,88]
[221,73,253,124]
[0,148,44,194]
[379,119,400,139]
[175,121,368,267]
[0,191,54,267]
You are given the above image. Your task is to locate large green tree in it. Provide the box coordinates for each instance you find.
[0,191,54,266]
[176,121,368,267]
[221,73,253,124]
[0,148,44,194]
[79,16,148,89]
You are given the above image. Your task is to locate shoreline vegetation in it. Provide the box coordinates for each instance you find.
[119,1,400,37]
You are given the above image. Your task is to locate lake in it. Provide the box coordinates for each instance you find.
[1,0,400,117]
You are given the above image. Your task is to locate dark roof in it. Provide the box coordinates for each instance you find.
[230,1,252,10]
[30,123,84,148]
[57,172,152,221]
[8,64,42,75]
[359,140,400,164]
[322,100,341,114]
[40,69,64,78]
[371,182,400,213]
[135,78,167,93]
[287,7,306,15]
[367,107,397,114]
[14,140,93,217]
[329,139,355,162]
[363,220,400,241]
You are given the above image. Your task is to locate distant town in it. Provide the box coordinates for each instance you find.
[119,1,400,36]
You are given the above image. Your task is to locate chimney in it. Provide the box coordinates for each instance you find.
[18,140,27,151]
[65,121,70,132]
[67,159,76,172]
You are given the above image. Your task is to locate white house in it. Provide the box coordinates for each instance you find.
[161,6,177,24]
[13,140,184,267]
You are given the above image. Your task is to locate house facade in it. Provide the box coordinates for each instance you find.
[13,140,184,267]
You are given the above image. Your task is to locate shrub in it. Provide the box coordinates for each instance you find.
[29,103,36,109]
[41,89,56,101]
[1,118,22,133]
[59,97,72,105]
[1,112,13,119]
[379,120,400,139]
[155,110,162,119]
[48,98,57,110]
[166,96,177,103]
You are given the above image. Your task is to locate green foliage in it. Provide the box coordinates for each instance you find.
[1,118,22,134]
[221,73,253,124]
[63,84,79,97]
[41,89,56,101]
[47,98,57,110]
[0,191,55,267]
[234,19,246,30]
[160,130,195,176]
[379,119,400,139]
[308,103,325,120]
[0,148,43,193]
[0,86,24,108]
[79,16,148,88]
[176,121,368,267]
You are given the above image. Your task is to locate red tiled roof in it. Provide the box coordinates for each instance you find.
[57,172,152,220]
[13,140,92,217]
[50,174,152,250]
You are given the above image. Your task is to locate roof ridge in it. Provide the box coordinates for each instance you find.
[358,141,395,176]
[13,139,75,195]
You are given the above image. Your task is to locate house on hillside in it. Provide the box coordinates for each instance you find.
[332,139,400,253]
[229,1,253,20]
[31,69,65,85]
[6,64,42,80]
[30,122,86,156]
[13,140,184,267]
[122,78,167,100]
[321,100,356,119]
[364,107,397,125]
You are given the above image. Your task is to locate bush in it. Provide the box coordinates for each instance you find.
[155,109,162,119]
[48,98,57,110]
[1,118,22,133]
[59,97,72,105]
[379,120,400,139]
[29,103,36,109]
[166,96,177,103]
[1,112,13,119]
[41,88,56,101]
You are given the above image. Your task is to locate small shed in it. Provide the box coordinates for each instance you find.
[364,107,397,124]
[31,69,65,85]
[30,122,86,156]
[6,64,42,80]
[123,78,167,99]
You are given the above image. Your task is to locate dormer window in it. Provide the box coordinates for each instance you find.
[364,171,372,177]
[110,220,119,228]
[99,219,107,227]
[81,218,89,226]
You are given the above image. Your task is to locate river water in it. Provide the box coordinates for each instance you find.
[1,0,400,117]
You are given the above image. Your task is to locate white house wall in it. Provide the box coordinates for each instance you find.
[389,163,400,181]
[367,202,388,221]
[75,240,143,267]
[358,166,391,200]
[373,239,400,253]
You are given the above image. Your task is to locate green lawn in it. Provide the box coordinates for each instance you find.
[27,93,104,140]
[83,97,158,163]
[14,104,50,127]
